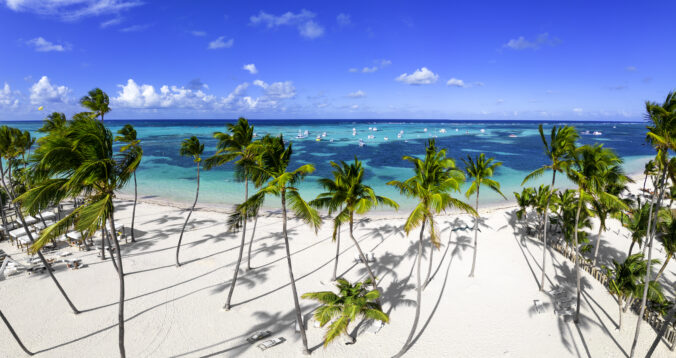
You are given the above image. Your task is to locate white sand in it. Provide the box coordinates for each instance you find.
[0,175,674,357]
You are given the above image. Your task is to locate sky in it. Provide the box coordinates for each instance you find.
[0,0,674,121]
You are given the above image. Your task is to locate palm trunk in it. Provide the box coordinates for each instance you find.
[176,163,200,267]
[104,228,119,273]
[224,180,248,310]
[655,254,672,281]
[0,161,79,314]
[100,227,106,260]
[540,171,557,291]
[393,219,426,358]
[592,224,603,266]
[108,210,126,358]
[332,221,341,281]
[0,191,9,239]
[628,240,635,257]
[281,191,310,355]
[348,212,378,291]
[424,238,434,289]
[630,164,667,357]
[130,172,137,243]
[618,296,623,330]
[573,188,583,324]
[0,310,33,356]
[246,215,258,271]
[469,187,480,277]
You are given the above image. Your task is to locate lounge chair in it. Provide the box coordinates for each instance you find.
[257,337,285,351]
[247,330,272,344]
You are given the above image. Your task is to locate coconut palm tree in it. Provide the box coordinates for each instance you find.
[115,124,142,243]
[175,136,204,267]
[631,91,676,357]
[79,88,110,122]
[311,157,399,286]
[522,124,578,291]
[0,310,33,356]
[302,278,388,346]
[591,164,631,266]
[38,112,67,134]
[388,140,474,358]
[621,201,651,257]
[514,187,534,222]
[463,153,506,278]
[19,117,136,358]
[237,134,321,355]
[567,144,626,324]
[0,126,80,315]
[203,117,259,310]
[655,208,676,280]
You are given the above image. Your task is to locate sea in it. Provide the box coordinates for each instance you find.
[2,119,655,210]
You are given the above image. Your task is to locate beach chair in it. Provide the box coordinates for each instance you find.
[247,330,272,344]
[257,337,285,351]
[367,320,384,334]
[534,299,545,314]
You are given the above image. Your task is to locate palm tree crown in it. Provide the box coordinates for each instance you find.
[79,88,111,121]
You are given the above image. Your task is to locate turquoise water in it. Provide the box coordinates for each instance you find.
[3,120,654,210]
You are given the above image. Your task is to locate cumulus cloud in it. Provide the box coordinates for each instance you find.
[250,9,324,39]
[209,36,234,49]
[503,33,558,50]
[4,0,143,21]
[187,78,208,91]
[361,66,378,73]
[336,13,350,26]
[347,90,365,98]
[27,37,69,52]
[253,80,296,99]
[243,64,258,74]
[395,67,438,85]
[0,82,20,109]
[349,59,391,74]
[446,78,465,87]
[29,76,70,104]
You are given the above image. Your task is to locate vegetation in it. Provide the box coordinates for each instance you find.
[115,124,142,243]
[175,136,204,267]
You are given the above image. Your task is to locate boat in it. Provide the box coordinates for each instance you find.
[397,133,402,139]
[439,128,447,133]
[455,128,459,132]
[316,135,321,141]
[384,137,389,141]
[296,129,305,139]
[480,129,485,133]
[508,134,517,138]
[423,128,427,132]
[373,127,378,131]
[322,132,326,137]
[359,139,365,147]
[304,130,309,137]
[592,131,602,135]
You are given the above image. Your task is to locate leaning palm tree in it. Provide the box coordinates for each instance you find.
[79,88,111,122]
[115,124,143,243]
[311,157,398,286]
[522,124,578,290]
[237,135,321,355]
[302,278,388,346]
[604,254,659,330]
[175,136,204,267]
[0,126,80,315]
[387,140,474,358]
[203,117,257,310]
[463,153,506,278]
[621,200,651,257]
[591,164,631,266]
[567,144,626,324]
[37,112,67,134]
[19,117,136,358]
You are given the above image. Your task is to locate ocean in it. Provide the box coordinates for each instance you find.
[3,119,654,210]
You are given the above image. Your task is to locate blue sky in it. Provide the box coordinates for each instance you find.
[0,0,674,121]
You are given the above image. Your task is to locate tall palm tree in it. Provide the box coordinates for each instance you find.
[311,157,399,286]
[463,153,505,278]
[631,91,676,357]
[0,126,80,315]
[388,140,474,358]
[204,117,258,310]
[19,117,136,358]
[238,135,321,355]
[37,112,67,134]
[79,88,111,122]
[621,201,651,257]
[175,136,204,267]
[522,124,578,291]
[567,144,626,324]
[655,208,676,280]
[115,124,143,243]
[514,187,534,222]
[302,278,388,346]
[591,164,631,266]
[0,310,33,356]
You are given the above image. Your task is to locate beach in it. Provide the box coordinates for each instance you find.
[0,170,673,357]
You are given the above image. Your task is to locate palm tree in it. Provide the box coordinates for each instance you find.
[463,153,506,278]
[115,124,143,243]
[567,144,626,324]
[631,91,676,357]
[655,208,676,280]
[175,136,204,267]
[203,117,258,310]
[302,278,388,346]
[591,164,631,266]
[0,310,33,356]
[514,187,534,222]
[311,157,398,286]
[0,126,80,315]
[604,254,660,329]
[38,112,67,134]
[621,201,651,257]
[522,124,578,291]
[19,117,136,358]
[387,140,474,358]
[79,88,111,122]
[237,135,321,355]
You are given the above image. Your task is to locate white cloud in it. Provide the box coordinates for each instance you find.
[349,59,391,74]
[347,90,365,98]
[503,33,558,50]
[113,79,215,108]
[0,83,20,109]
[253,80,296,99]
[446,78,466,87]
[362,66,378,73]
[378,59,392,67]
[5,0,142,21]
[250,10,324,39]
[29,76,70,104]
[573,108,583,114]
[120,24,150,32]
[336,13,350,26]
[190,30,206,37]
[100,17,123,28]
[27,37,69,52]
[395,67,438,85]
[243,64,258,74]
[208,36,234,49]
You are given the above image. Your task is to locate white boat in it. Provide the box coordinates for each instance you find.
[373,127,378,131]
[455,128,459,132]
[296,130,305,139]
[508,134,517,138]
[359,139,365,147]
[480,129,485,133]
[384,137,389,141]
[592,131,602,135]
[316,135,321,141]
[368,127,372,131]
[439,128,447,133]
[304,130,309,137]
[322,132,326,137]
[423,128,427,132]
[397,133,402,139]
